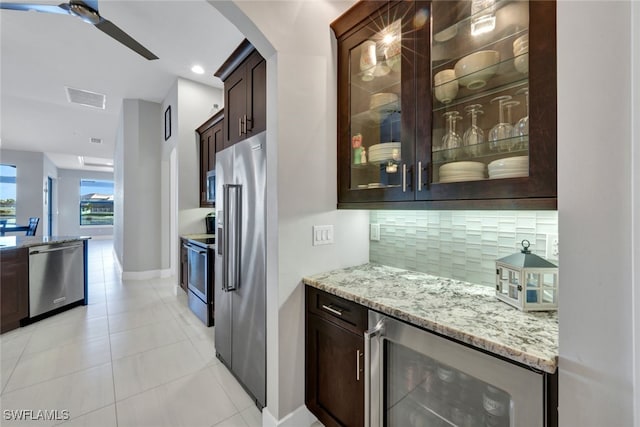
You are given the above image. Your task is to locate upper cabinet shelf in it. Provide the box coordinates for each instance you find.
[332,0,556,209]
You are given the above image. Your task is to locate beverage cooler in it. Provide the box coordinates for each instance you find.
[366,312,545,427]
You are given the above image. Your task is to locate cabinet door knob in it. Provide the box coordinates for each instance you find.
[417,161,423,191]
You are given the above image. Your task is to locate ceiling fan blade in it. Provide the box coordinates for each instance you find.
[0,2,70,15]
[94,19,158,60]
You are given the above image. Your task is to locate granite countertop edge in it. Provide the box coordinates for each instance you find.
[303,264,558,374]
[0,236,91,250]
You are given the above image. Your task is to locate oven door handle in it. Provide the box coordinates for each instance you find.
[365,318,385,427]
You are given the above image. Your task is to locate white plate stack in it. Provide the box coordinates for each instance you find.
[488,156,529,179]
[368,142,401,164]
[439,161,485,183]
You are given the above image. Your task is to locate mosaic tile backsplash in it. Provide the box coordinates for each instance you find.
[369,210,558,287]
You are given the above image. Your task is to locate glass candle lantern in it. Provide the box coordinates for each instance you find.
[495,240,558,312]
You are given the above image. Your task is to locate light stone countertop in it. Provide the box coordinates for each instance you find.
[303,263,558,374]
[0,235,90,250]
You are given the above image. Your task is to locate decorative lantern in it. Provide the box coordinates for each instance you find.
[495,240,558,312]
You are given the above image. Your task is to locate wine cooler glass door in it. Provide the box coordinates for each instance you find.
[367,311,544,427]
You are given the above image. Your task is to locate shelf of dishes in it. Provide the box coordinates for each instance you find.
[434,155,529,184]
[431,0,529,54]
[432,136,528,164]
[433,54,529,112]
[432,44,528,111]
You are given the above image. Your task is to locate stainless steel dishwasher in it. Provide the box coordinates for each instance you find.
[29,241,85,318]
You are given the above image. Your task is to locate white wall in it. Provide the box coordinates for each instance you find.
[42,154,58,236]
[0,149,45,235]
[57,168,114,237]
[113,99,163,275]
[160,77,222,277]
[558,1,636,425]
[212,1,368,422]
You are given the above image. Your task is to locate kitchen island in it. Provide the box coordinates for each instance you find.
[303,262,558,373]
[0,235,90,333]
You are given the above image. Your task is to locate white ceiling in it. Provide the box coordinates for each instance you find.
[0,0,245,171]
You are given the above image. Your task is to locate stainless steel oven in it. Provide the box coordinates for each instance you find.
[365,311,545,427]
[185,238,214,326]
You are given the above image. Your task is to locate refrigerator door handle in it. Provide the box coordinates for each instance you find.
[222,185,230,292]
[365,319,385,427]
[226,184,242,292]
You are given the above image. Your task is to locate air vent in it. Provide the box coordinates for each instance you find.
[89,137,102,144]
[65,87,106,109]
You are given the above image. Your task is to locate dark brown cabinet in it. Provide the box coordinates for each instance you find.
[215,39,266,148]
[1,248,29,333]
[196,110,224,208]
[306,287,366,427]
[332,0,556,210]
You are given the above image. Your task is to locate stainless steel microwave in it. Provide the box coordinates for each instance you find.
[206,170,216,204]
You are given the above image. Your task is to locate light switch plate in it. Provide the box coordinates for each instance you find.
[370,223,380,241]
[312,225,334,246]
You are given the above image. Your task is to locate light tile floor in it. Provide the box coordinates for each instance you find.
[0,239,262,427]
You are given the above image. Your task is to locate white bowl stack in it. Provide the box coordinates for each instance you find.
[488,156,529,179]
[368,142,401,164]
[439,161,485,183]
[513,34,529,74]
[369,93,399,121]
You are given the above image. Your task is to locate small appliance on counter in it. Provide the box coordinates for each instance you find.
[205,212,216,235]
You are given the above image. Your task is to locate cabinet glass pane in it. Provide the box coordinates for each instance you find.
[385,341,512,427]
[431,0,530,184]
[349,19,403,191]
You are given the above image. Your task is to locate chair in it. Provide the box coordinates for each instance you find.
[25,217,39,236]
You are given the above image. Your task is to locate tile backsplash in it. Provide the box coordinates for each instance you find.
[369,210,558,287]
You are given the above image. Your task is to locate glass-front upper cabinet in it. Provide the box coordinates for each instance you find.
[418,0,556,204]
[431,0,530,183]
[333,0,556,208]
[336,1,420,203]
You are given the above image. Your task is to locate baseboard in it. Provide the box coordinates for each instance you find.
[262,405,318,427]
[112,247,171,281]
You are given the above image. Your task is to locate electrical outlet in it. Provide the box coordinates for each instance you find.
[546,234,559,259]
[370,223,380,241]
[312,225,334,246]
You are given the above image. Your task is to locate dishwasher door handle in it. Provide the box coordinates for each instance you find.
[30,244,83,255]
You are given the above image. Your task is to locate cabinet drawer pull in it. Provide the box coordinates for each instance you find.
[417,161,422,191]
[356,349,362,381]
[239,117,243,136]
[321,304,343,316]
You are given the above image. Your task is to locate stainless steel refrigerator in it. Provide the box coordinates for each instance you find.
[214,132,266,408]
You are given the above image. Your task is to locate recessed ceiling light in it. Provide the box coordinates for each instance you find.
[191,65,205,75]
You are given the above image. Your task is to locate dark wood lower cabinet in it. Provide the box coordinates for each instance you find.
[1,248,29,333]
[306,288,365,427]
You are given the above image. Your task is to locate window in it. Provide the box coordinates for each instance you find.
[0,164,17,224]
[80,179,114,226]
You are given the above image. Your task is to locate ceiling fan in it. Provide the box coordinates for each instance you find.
[0,0,158,60]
